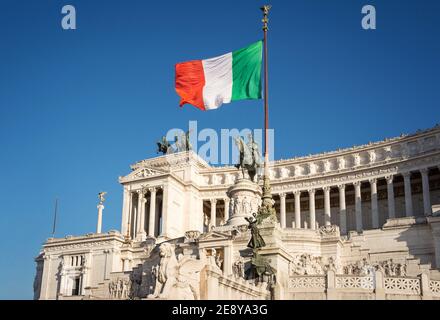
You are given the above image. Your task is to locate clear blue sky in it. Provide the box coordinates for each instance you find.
[0,0,439,299]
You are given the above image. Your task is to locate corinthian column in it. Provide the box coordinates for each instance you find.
[403,172,413,217]
[140,192,147,239]
[308,189,316,230]
[210,199,217,228]
[279,193,286,228]
[136,191,143,235]
[294,191,301,229]
[338,185,347,235]
[148,187,157,237]
[354,181,363,232]
[385,175,396,219]
[323,187,331,226]
[370,178,379,229]
[121,187,130,236]
[421,168,432,216]
[223,198,230,222]
[137,189,147,239]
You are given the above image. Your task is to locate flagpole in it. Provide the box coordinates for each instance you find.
[51,198,58,238]
[260,5,276,218]
[262,5,270,172]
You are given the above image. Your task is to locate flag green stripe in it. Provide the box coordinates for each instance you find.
[231,40,263,101]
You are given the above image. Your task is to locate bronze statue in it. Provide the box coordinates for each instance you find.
[235,133,262,181]
[174,130,192,152]
[98,192,107,204]
[245,211,276,285]
[157,136,172,155]
[245,212,266,249]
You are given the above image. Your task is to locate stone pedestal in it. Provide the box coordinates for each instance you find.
[226,179,262,227]
[256,222,291,300]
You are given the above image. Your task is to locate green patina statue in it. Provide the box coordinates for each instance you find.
[245,212,266,249]
[245,212,276,285]
[234,133,262,182]
[157,136,172,155]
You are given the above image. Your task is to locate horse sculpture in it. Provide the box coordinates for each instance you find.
[157,136,172,155]
[234,134,262,182]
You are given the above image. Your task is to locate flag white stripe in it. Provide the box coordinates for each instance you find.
[202,52,233,110]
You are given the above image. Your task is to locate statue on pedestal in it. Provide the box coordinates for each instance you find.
[234,133,262,182]
[245,212,275,285]
[98,192,107,205]
[245,213,266,249]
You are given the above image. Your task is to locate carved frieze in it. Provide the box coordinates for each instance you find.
[289,253,339,276]
[45,240,119,252]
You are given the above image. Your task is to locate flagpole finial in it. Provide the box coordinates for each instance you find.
[260,5,271,31]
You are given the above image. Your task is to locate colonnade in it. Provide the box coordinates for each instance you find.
[121,186,163,239]
[201,167,437,234]
[276,167,435,234]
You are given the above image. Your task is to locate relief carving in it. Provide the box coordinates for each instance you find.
[290,254,339,275]
[109,278,131,299]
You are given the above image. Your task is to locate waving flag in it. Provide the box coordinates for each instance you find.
[175,40,262,111]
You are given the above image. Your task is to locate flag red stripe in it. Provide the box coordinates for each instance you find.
[175,60,206,111]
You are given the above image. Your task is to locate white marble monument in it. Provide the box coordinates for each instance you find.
[34,125,440,300]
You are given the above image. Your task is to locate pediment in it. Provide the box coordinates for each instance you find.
[120,166,168,182]
[198,231,232,242]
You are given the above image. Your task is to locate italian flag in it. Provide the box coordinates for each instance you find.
[175,41,262,111]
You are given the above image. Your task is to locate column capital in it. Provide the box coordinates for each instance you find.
[294,190,301,196]
[148,186,157,193]
[385,175,394,184]
[308,189,315,195]
[369,178,377,184]
[279,192,286,199]
[337,184,345,191]
[323,186,331,192]
[223,197,230,203]
[402,171,412,179]
[353,181,361,187]
[210,198,217,205]
[420,168,429,175]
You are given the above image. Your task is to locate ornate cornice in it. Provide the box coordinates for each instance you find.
[44,231,125,252]
[120,126,440,192]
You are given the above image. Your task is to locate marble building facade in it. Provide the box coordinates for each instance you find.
[34,125,440,300]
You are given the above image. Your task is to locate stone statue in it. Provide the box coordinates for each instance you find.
[234,133,262,182]
[109,281,116,298]
[215,251,223,269]
[245,213,266,250]
[148,242,204,300]
[98,192,107,204]
[233,256,245,279]
[108,277,132,299]
[149,243,179,299]
[157,136,172,155]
